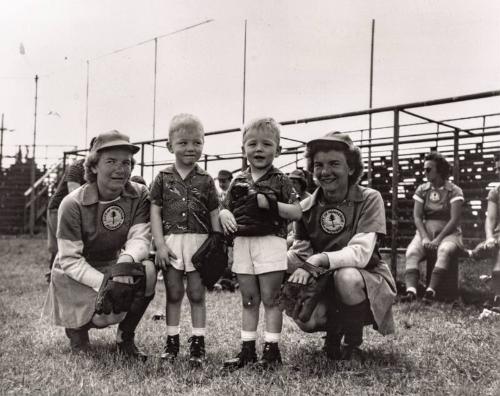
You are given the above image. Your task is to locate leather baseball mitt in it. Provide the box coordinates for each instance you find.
[191,232,228,288]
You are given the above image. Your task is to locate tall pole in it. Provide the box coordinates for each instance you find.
[85,60,90,146]
[241,20,248,171]
[390,109,399,279]
[0,113,7,172]
[29,75,39,236]
[368,19,375,187]
[152,37,158,181]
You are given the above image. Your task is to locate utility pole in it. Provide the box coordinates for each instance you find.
[29,75,39,236]
[0,113,15,172]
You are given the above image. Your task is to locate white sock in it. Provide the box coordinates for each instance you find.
[241,330,257,342]
[264,331,281,343]
[167,325,180,336]
[192,327,206,337]
[407,287,417,295]
[426,288,436,296]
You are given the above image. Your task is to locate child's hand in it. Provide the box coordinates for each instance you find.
[220,209,237,235]
[256,193,269,209]
[155,244,178,271]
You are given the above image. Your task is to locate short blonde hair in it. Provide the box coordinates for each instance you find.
[168,113,205,142]
[242,117,281,145]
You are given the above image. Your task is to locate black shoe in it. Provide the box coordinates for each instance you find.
[340,344,365,361]
[65,328,90,353]
[222,341,257,371]
[486,296,500,313]
[188,336,206,368]
[117,337,148,362]
[400,291,417,303]
[160,334,179,362]
[422,290,436,305]
[255,342,282,369]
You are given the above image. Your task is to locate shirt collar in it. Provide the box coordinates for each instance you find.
[421,180,453,191]
[301,184,364,211]
[239,165,281,181]
[82,181,139,206]
[160,163,207,176]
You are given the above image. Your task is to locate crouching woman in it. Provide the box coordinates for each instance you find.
[42,130,156,360]
[287,132,396,359]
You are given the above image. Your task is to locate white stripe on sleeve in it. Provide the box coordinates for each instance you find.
[324,232,377,270]
[413,194,424,204]
[58,239,104,291]
[121,222,151,263]
[450,196,464,203]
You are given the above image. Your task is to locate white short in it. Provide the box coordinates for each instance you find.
[232,235,287,275]
[164,233,208,273]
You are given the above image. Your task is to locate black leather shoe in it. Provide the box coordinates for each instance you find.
[255,342,282,369]
[117,338,148,362]
[160,334,179,362]
[400,291,417,303]
[188,336,206,368]
[422,290,436,305]
[65,328,90,353]
[223,341,257,371]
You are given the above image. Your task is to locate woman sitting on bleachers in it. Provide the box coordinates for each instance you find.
[401,151,464,304]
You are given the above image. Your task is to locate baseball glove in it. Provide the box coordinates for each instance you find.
[278,260,333,323]
[191,232,229,288]
[95,261,144,315]
[470,238,499,260]
[231,181,280,237]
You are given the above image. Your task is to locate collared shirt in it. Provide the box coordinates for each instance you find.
[487,185,500,234]
[222,166,299,239]
[150,164,219,235]
[293,184,386,254]
[48,159,86,210]
[413,180,464,221]
[56,181,151,291]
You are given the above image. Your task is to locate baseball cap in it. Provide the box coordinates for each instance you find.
[217,169,233,179]
[306,131,354,150]
[288,169,307,182]
[91,130,140,154]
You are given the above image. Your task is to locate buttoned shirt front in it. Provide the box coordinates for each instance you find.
[150,164,219,235]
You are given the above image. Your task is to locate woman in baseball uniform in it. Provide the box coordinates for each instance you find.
[42,130,156,360]
[401,152,464,304]
[287,132,396,360]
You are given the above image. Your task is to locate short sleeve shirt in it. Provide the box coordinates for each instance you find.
[413,181,464,221]
[294,185,386,254]
[150,164,219,234]
[487,185,500,234]
[48,159,86,210]
[223,166,299,239]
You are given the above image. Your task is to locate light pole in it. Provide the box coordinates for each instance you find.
[0,113,15,172]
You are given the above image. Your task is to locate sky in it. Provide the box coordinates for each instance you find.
[1,0,499,183]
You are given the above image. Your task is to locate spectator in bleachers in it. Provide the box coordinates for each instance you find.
[288,169,312,201]
[401,152,464,304]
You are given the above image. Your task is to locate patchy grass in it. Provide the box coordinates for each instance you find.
[0,238,498,395]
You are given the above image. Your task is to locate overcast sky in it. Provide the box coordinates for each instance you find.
[1,0,499,181]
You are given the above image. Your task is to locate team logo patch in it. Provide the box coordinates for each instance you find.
[429,191,441,203]
[320,208,346,235]
[102,205,125,230]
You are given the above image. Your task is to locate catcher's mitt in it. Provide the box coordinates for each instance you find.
[470,238,499,260]
[95,261,144,315]
[191,232,228,288]
[278,260,333,323]
[231,181,280,237]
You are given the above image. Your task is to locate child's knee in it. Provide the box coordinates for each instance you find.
[167,285,184,303]
[241,293,260,308]
[187,287,205,305]
[260,289,280,308]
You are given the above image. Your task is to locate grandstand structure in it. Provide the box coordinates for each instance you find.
[2,89,498,272]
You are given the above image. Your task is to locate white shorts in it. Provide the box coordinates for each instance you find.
[232,235,287,275]
[164,233,208,273]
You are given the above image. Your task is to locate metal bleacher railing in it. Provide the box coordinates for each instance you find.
[27,89,500,274]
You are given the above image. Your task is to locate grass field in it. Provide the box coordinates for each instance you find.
[0,237,498,395]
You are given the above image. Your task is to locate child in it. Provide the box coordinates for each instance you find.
[220,117,301,370]
[150,114,221,367]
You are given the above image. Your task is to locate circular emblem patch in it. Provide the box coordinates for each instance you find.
[320,208,346,235]
[429,191,441,203]
[102,205,125,230]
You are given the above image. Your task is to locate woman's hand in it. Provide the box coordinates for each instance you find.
[288,268,311,285]
[220,209,237,235]
[155,244,177,271]
[426,237,442,251]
